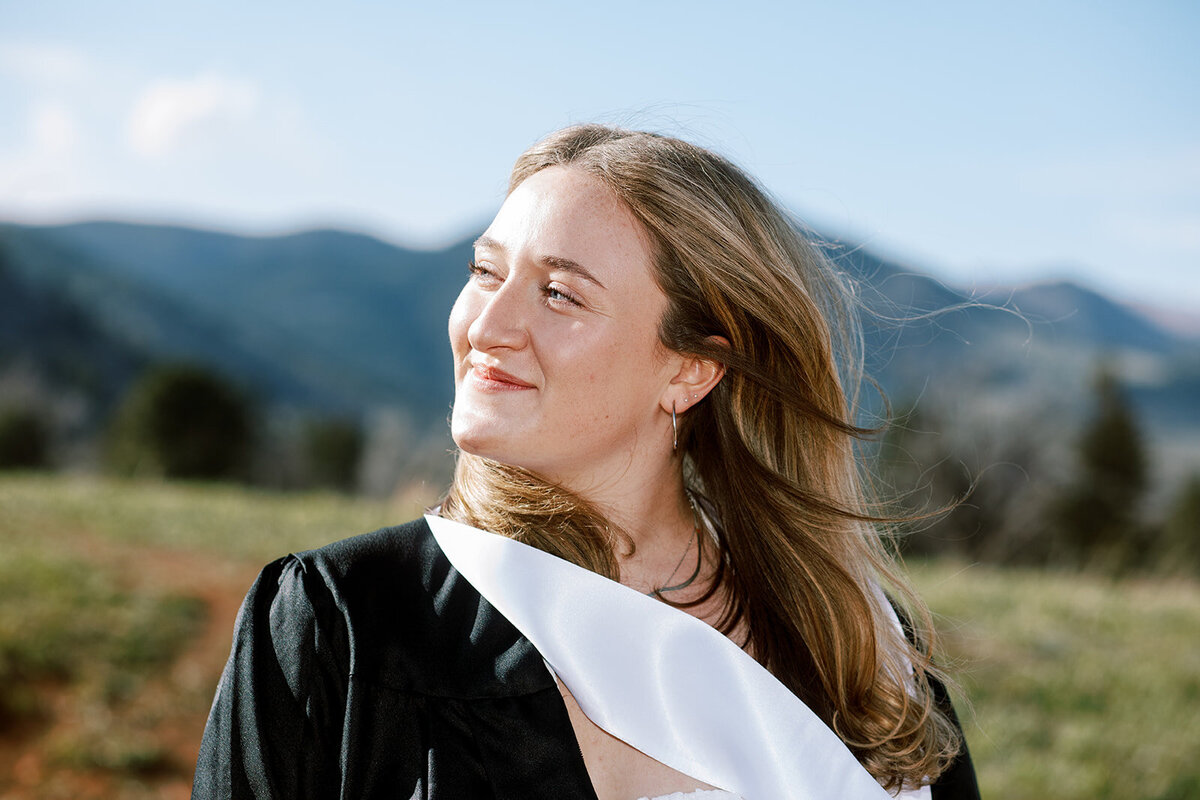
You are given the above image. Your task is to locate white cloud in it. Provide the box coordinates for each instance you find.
[0,100,83,202]
[0,42,88,84]
[30,101,79,156]
[127,72,259,158]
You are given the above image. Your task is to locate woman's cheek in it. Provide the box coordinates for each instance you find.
[448,290,478,361]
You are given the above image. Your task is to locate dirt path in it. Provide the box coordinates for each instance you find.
[0,529,261,800]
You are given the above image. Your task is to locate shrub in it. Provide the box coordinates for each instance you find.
[0,407,50,469]
[106,363,255,480]
[1158,475,1200,576]
[304,417,364,492]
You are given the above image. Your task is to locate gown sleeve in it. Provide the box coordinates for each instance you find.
[929,675,982,800]
[889,598,981,799]
[192,555,350,799]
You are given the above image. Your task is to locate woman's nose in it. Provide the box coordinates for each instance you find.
[467,281,530,352]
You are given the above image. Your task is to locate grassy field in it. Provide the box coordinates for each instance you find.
[910,562,1200,799]
[1,473,1198,799]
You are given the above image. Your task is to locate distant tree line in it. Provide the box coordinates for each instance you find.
[0,361,366,492]
[3,358,1197,576]
[106,363,374,491]
[879,366,1200,577]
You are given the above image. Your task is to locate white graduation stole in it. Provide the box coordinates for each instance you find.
[426,514,930,800]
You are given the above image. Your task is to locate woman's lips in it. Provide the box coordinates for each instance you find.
[468,364,536,391]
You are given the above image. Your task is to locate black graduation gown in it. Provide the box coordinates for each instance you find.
[191,519,980,799]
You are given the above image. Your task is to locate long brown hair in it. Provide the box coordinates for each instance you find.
[440,124,962,791]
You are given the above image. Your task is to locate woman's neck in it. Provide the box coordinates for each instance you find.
[572,459,698,593]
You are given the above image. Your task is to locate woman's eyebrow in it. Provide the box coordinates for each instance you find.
[539,255,607,290]
[473,235,607,290]
[472,234,504,253]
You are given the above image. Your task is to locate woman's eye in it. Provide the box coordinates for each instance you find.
[468,260,500,285]
[544,284,582,307]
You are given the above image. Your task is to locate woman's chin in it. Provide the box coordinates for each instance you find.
[450,427,484,455]
[452,429,549,479]
[451,419,508,462]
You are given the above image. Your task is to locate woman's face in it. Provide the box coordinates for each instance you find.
[449,165,678,489]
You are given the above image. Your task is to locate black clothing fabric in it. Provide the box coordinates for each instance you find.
[192,519,980,799]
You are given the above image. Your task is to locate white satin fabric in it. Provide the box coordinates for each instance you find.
[426,514,930,800]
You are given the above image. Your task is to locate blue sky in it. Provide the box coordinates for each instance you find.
[2,1,1197,310]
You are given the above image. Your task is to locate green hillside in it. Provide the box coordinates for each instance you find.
[3,219,1195,433]
[1,474,1197,799]
[0,221,473,418]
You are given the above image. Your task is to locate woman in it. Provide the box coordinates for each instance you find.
[193,125,979,799]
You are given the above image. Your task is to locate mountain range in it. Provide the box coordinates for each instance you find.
[1,220,1196,469]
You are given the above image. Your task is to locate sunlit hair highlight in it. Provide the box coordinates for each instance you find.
[440,124,962,791]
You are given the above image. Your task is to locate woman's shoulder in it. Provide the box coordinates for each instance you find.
[257,518,441,626]
[271,515,453,642]
[263,516,549,696]
[289,516,442,589]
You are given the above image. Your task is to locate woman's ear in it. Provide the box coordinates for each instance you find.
[661,336,728,414]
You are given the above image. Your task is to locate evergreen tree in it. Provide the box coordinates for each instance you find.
[1053,369,1148,571]
[876,404,969,558]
